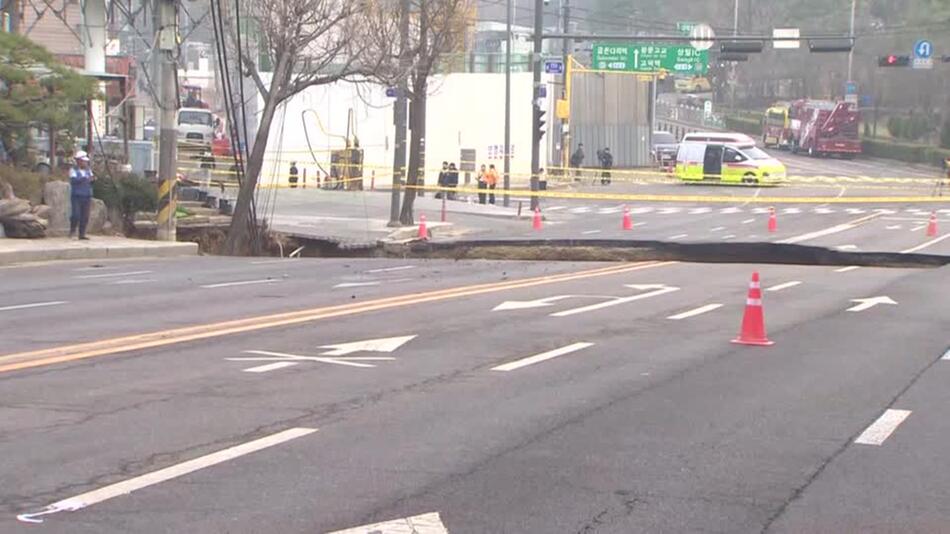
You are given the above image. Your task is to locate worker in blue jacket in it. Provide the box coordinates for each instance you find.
[69,151,95,240]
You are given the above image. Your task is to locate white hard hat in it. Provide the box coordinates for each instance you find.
[74,150,89,161]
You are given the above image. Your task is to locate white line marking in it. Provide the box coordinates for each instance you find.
[633,222,647,227]
[778,214,879,245]
[582,230,602,235]
[334,281,380,288]
[766,281,802,292]
[854,409,912,446]
[835,266,861,273]
[667,303,723,320]
[710,226,726,232]
[545,206,567,211]
[941,348,950,361]
[74,270,153,279]
[201,279,280,289]
[885,225,902,230]
[0,301,68,312]
[365,265,416,274]
[551,285,680,317]
[901,234,950,254]
[16,427,318,523]
[491,342,594,372]
[911,225,926,232]
[668,234,688,240]
[742,218,755,224]
[722,234,736,240]
[243,362,299,373]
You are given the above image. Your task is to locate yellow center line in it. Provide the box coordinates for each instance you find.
[0,261,674,375]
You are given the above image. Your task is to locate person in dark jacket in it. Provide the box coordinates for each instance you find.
[69,150,95,240]
[435,161,449,199]
[570,143,585,181]
[447,163,459,200]
[597,147,613,185]
[288,162,299,188]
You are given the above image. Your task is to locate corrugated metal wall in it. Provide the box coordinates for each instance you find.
[570,73,652,168]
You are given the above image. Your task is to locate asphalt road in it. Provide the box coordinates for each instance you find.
[1,256,948,533]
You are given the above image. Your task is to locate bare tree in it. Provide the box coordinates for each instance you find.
[363,0,473,225]
[219,0,373,254]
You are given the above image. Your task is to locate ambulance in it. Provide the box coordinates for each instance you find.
[674,132,787,185]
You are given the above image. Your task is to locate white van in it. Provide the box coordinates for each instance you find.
[675,133,787,185]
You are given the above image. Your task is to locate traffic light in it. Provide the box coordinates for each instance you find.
[534,108,547,141]
[808,38,854,53]
[720,40,764,54]
[878,54,910,67]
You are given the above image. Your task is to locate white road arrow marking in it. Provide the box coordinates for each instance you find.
[551,285,680,317]
[318,335,417,356]
[493,295,613,311]
[230,350,395,369]
[847,296,897,312]
[327,512,448,534]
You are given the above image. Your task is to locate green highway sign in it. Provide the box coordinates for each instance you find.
[592,43,709,75]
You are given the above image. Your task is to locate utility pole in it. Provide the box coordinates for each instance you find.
[730,0,739,111]
[529,0,543,212]
[503,0,512,207]
[390,0,410,226]
[155,0,178,241]
[847,0,857,83]
[560,0,570,174]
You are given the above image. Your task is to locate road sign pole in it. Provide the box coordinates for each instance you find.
[530,0,543,212]
[847,0,856,81]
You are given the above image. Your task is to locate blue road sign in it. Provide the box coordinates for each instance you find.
[539,86,548,98]
[385,87,397,98]
[914,40,933,59]
[544,60,564,75]
[845,81,857,95]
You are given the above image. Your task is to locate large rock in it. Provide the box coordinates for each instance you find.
[43,180,70,237]
[0,198,30,219]
[2,213,46,238]
[88,198,108,234]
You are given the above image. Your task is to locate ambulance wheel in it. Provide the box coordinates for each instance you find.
[742,173,758,185]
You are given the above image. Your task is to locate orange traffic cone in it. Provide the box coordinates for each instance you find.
[926,211,938,237]
[767,207,777,233]
[417,214,429,240]
[732,272,774,346]
[622,205,633,230]
[532,208,543,231]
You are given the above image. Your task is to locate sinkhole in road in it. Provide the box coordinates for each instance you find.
[279,234,948,269]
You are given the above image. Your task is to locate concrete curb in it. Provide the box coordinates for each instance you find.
[0,240,199,265]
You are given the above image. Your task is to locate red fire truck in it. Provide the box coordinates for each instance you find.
[788,100,862,158]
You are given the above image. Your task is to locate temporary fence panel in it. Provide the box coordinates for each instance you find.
[570,72,652,168]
